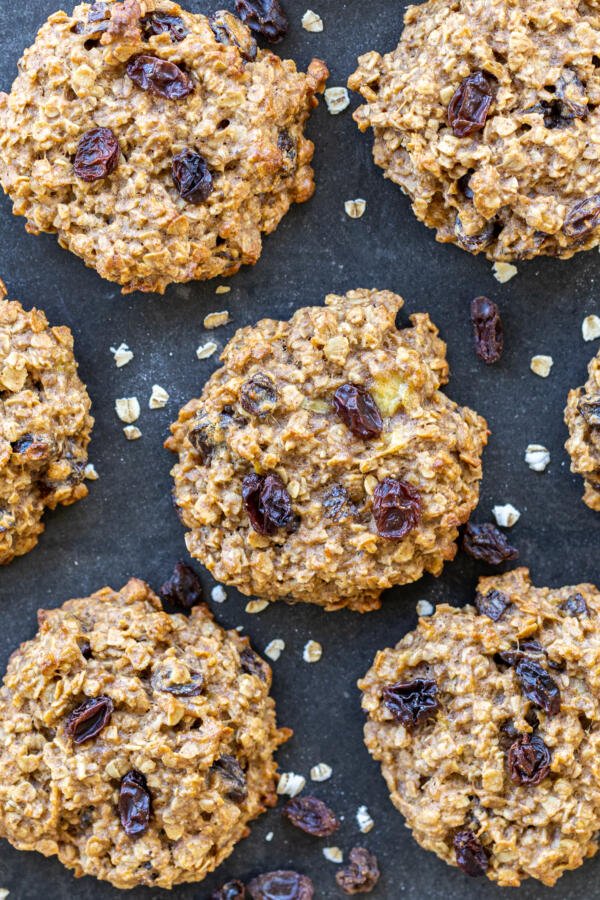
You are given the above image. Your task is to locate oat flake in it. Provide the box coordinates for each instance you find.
[215,285,231,294]
[123,425,142,441]
[277,772,306,797]
[530,355,553,378]
[345,198,367,219]
[211,585,227,603]
[204,311,230,330]
[196,341,218,360]
[525,444,550,472]
[84,463,99,480]
[493,503,521,527]
[110,342,133,367]
[303,640,323,662]
[582,315,600,341]
[149,384,169,409]
[302,9,323,31]
[493,261,518,283]
[264,639,285,661]
[115,396,140,424]
[416,599,434,617]
[310,762,332,782]
[356,805,375,834]
[245,599,269,614]
[325,86,350,114]
[323,846,343,864]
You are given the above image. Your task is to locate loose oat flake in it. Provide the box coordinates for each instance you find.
[211,585,227,603]
[356,805,375,834]
[123,425,142,441]
[582,315,600,341]
[215,285,231,294]
[149,384,169,409]
[310,762,333,782]
[196,341,218,360]
[0,889,9,900]
[264,639,285,661]
[525,444,550,472]
[345,198,367,219]
[530,355,554,378]
[84,463,99,480]
[204,311,230,330]
[302,9,323,31]
[245,599,269,614]
[115,396,140,424]
[110,342,133,367]
[416,599,434,617]
[324,86,350,114]
[303,640,323,662]
[492,503,521,528]
[492,261,518,283]
[323,847,344,864]
[277,772,306,797]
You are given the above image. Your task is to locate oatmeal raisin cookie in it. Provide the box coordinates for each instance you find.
[565,349,600,510]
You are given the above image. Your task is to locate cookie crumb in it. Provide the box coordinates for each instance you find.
[149,384,169,409]
[525,444,550,472]
[204,311,230,330]
[416,599,434,617]
[325,86,350,114]
[0,890,9,900]
[492,503,521,527]
[582,314,600,341]
[211,585,227,603]
[530,354,553,378]
[245,599,269,614]
[84,463,99,480]
[115,396,140,424]
[215,285,231,294]
[356,805,375,834]
[345,199,367,219]
[264,639,285,661]
[302,9,323,31]
[492,261,518,283]
[123,425,142,441]
[310,762,332,782]
[110,342,133,368]
[277,772,306,797]
[196,341,218,360]
[303,640,323,662]
[323,846,344,864]
[265,831,274,842]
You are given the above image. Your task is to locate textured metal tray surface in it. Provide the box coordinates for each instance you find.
[0,1,600,898]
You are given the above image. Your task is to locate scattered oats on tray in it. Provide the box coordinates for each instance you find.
[211,585,227,604]
[356,805,375,834]
[345,198,367,219]
[277,772,306,798]
[582,315,600,341]
[310,762,333,782]
[530,354,553,377]
[123,425,142,441]
[215,286,231,295]
[264,639,285,661]
[325,86,350,114]
[302,9,323,31]
[245,599,269,614]
[525,444,550,472]
[115,397,140,424]
[84,464,99,481]
[110,342,133,367]
[492,503,521,528]
[204,311,230,330]
[196,341,218,360]
[303,640,323,662]
[149,385,169,409]
[323,847,344,864]
[492,261,518,283]
[416,599,434,617]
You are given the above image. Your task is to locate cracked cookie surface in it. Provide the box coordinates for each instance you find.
[0,578,288,889]
[360,568,600,886]
[349,0,600,261]
[565,349,600,510]
[0,282,93,564]
[0,0,327,294]
[167,289,488,612]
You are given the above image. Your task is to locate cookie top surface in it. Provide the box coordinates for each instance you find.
[0,0,328,294]
[0,285,93,564]
[0,578,287,889]
[360,567,600,887]
[565,350,600,510]
[167,289,488,612]
[349,0,600,261]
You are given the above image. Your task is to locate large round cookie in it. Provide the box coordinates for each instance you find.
[565,349,600,510]
[0,577,288,889]
[0,282,93,564]
[0,0,328,294]
[349,0,600,261]
[166,289,488,612]
[360,567,600,887]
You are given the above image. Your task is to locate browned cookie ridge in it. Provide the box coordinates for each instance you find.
[0,0,328,294]
[166,289,488,612]
[360,568,600,887]
[565,349,600,510]
[0,578,289,888]
[349,0,600,261]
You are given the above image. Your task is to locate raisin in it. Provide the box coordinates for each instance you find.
[171,148,213,203]
[242,473,296,535]
[563,195,600,238]
[455,216,496,253]
[277,130,297,173]
[80,641,93,660]
[212,755,248,802]
[240,646,267,681]
[118,770,152,837]
[457,171,475,199]
[382,679,439,730]
[514,658,561,716]
[141,12,188,41]
[212,882,247,900]
[453,830,489,877]
[282,796,340,837]
[159,561,203,610]
[210,11,257,61]
[72,1,110,39]
[507,734,551,785]
[65,695,113,743]
[470,296,503,364]
[333,384,383,439]
[188,417,216,461]
[234,0,288,43]
[11,435,52,461]
[336,847,380,895]
[498,718,519,751]
[497,639,547,668]
[462,523,518,565]
[126,55,193,100]
[475,589,510,621]
[241,373,278,416]
[247,871,314,900]
[151,670,204,696]
[323,484,352,521]
[579,395,600,427]
[73,127,120,182]
[372,478,421,540]
[560,592,589,616]
[447,71,494,137]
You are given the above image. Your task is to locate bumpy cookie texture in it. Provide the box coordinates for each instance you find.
[360,568,600,886]
[0,283,93,564]
[565,350,600,510]
[167,289,487,612]
[349,0,600,261]
[0,579,288,889]
[0,0,328,294]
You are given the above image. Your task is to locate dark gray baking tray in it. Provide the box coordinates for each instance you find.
[1,1,599,897]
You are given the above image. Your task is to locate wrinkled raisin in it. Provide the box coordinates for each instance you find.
[234,0,288,43]
[74,127,120,182]
[72,1,110,39]
[210,10,257,61]
[118,770,152,837]
[448,71,494,137]
[453,830,488,877]
[475,589,510,621]
[372,478,421,540]
[336,847,380,895]
[462,522,518,565]
[247,871,313,900]
[240,646,267,681]
[507,734,551,785]
[382,679,439,730]
[212,755,248,802]
[457,171,475,199]
[188,416,216,461]
[579,395,600,427]
[65,695,113,743]
[497,639,546,668]
[282,796,340,836]
[159,561,203,610]
[212,882,247,900]
[563,195,600,238]
[514,658,561,716]
[455,216,496,253]
[126,54,193,100]
[79,641,93,659]
[333,384,383,439]
[151,670,204,696]
[241,373,278,416]
[242,473,296,535]
[323,484,353,521]
[559,592,589,616]
[11,435,52,461]
[277,130,296,172]
[172,149,213,203]
[470,296,503,364]
[141,12,188,41]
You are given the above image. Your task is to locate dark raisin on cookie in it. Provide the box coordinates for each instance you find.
[382,679,439,730]
[74,127,120,182]
[453,830,489,877]
[65,696,114,743]
[447,72,494,137]
[475,588,510,621]
[118,769,152,836]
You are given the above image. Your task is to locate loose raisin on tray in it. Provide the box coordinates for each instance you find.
[159,561,203,610]
[210,10,257,61]
[462,523,518,565]
[559,592,589,616]
[470,296,503,364]
[579,395,600,427]
[282,796,340,836]
[382,679,439,730]
[475,589,510,621]
[241,373,278,416]
[126,54,193,99]
[74,127,120,182]
[66,696,114,743]
[212,882,247,900]
[172,149,213,203]
[372,478,421,540]
[333,384,383,439]
[141,11,188,41]
[247,871,314,900]
[151,670,204,697]
[212,755,248,802]
[240,646,268,681]
[453,830,489,877]
[242,473,296,535]
[563,195,600,238]
[455,216,496,253]
[514,658,561,716]
[507,734,551,785]
[234,0,288,43]
[118,769,152,837]
[448,71,494,137]
[336,847,380,895]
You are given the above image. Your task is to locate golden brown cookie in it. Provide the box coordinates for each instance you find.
[166,289,488,612]
[0,578,289,889]
[0,0,328,294]
[360,568,600,887]
[349,0,600,261]
[0,282,93,564]
[565,349,600,510]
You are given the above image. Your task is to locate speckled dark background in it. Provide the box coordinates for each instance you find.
[0,1,599,898]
